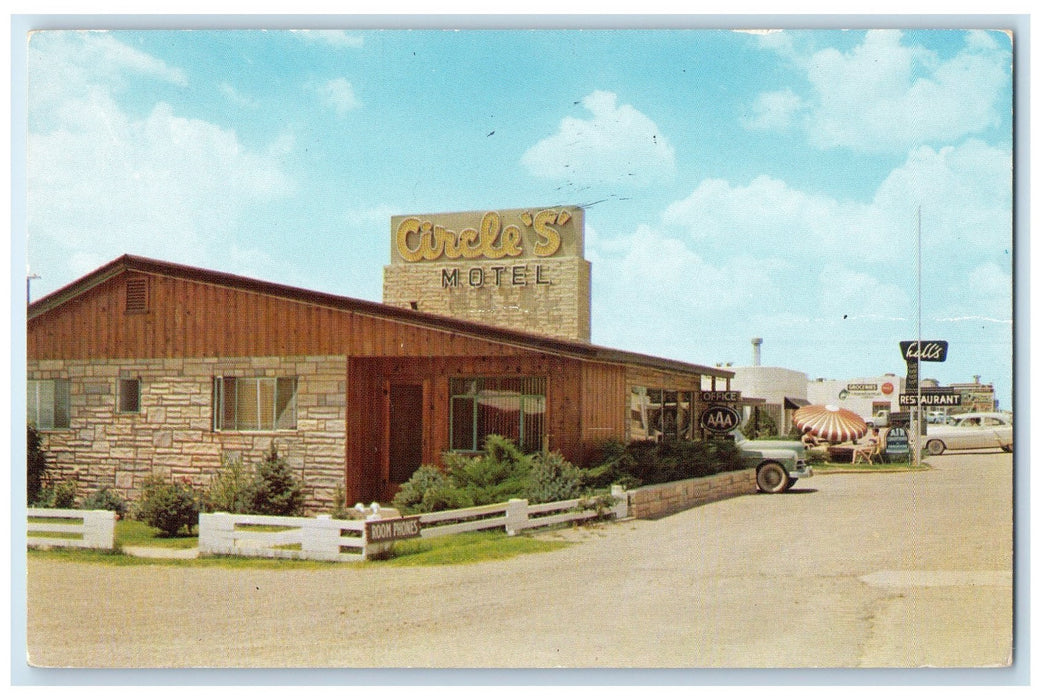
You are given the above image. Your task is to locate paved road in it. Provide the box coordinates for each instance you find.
[26,451,1013,668]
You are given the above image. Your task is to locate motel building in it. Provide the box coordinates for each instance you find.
[27,206,737,512]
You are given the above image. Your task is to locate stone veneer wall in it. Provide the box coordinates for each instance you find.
[383,257,591,342]
[28,355,347,514]
[627,468,757,519]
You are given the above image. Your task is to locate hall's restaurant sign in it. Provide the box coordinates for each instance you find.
[900,340,949,363]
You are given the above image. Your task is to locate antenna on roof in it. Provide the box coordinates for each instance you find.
[27,271,41,305]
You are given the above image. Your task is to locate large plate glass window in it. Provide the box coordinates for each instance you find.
[213,377,297,431]
[450,377,546,452]
[27,379,70,429]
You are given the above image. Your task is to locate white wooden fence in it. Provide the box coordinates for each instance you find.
[27,508,117,550]
[199,485,629,562]
[198,513,369,562]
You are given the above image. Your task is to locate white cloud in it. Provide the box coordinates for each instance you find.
[289,30,365,49]
[522,90,676,187]
[589,138,1011,375]
[27,32,296,294]
[743,89,802,131]
[219,82,259,109]
[753,29,1009,153]
[316,77,362,115]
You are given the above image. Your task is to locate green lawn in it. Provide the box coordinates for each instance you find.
[115,518,199,548]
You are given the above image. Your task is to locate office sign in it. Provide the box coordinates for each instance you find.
[900,341,949,363]
[700,405,742,433]
[699,390,741,403]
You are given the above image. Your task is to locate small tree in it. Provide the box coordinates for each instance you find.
[525,451,585,504]
[203,453,252,514]
[82,486,129,519]
[136,476,200,537]
[245,443,305,516]
[27,424,49,505]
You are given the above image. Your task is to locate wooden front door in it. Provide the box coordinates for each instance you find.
[386,382,425,493]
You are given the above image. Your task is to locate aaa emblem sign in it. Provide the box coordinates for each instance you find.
[700,405,741,433]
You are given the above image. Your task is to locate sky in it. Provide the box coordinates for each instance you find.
[20,24,1016,408]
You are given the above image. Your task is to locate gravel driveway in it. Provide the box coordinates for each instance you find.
[25,451,1014,669]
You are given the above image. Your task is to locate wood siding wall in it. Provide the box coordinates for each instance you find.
[347,354,589,501]
[27,271,535,361]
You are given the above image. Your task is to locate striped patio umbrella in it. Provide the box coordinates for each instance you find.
[793,404,868,443]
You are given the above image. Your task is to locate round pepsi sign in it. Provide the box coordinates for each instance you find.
[700,405,741,433]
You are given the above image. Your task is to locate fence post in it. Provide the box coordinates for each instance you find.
[505,498,529,536]
[81,510,116,550]
[302,515,340,561]
[611,485,629,520]
[198,512,234,555]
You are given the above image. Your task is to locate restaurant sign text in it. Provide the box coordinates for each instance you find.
[898,392,963,407]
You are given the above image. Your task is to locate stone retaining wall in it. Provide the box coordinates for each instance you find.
[627,468,757,519]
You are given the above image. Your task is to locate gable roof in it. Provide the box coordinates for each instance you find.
[28,254,733,379]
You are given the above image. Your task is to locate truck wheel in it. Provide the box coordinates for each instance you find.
[757,462,790,494]
[926,439,946,456]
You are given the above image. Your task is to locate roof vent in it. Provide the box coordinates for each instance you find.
[125,277,149,314]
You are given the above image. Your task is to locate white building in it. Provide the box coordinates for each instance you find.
[729,366,810,435]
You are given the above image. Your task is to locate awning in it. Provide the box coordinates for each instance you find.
[784,397,810,409]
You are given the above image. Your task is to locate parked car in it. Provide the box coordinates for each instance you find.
[731,430,813,494]
[923,412,1013,455]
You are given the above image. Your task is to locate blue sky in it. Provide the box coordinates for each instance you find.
[22,26,1015,407]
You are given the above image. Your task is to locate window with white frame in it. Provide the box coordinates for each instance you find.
[27,379,71,429]
[213,376,297,431]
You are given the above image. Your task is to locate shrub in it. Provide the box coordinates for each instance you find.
[135,476,200,537]
[741,410,778,439]
[582,440,639,489]
[27,424,50,505]
[445,435,532,507]
[244,443,305,516]
[33,479,78,509]
[81,487,129,519]
[587,437,745,488]
[525,451,585,504]
[392,464,451,514]
[203,453,252,514]
[392,435,534,514]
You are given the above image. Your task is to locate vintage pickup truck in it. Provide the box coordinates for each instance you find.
[731,429,814,493]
